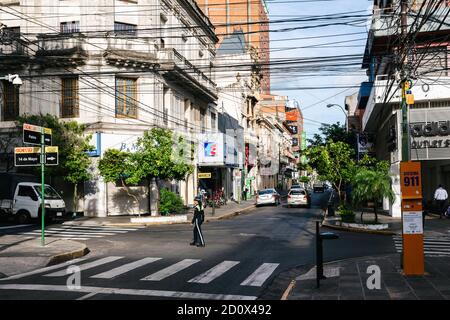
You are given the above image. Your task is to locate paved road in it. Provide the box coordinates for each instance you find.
[0,192,396,300]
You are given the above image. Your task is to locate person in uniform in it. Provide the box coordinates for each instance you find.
[191,196,205,247]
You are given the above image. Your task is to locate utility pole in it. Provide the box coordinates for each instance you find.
[400,0,410,162]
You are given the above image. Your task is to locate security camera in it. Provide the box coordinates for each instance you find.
[8,74,22,86]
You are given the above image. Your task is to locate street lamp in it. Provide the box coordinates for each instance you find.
[326,104,348,132]
[1,74,23,86]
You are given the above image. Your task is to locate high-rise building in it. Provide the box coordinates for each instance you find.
[196,0,270,94]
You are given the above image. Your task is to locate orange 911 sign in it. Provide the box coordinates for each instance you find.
[400,162,422,199]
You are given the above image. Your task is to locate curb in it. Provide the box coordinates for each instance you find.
[46,243,90,266]
[322,221,397,235]
[280,280,296,300]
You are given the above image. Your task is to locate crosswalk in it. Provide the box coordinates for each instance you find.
[393,235,450,256]
[2,255,280,290]
[16,225,143,240]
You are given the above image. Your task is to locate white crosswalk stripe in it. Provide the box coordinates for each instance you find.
[16,225,141,240]
[91,258,161,279]
[393,235,450,256]
[44,256,124,277]
[240,263,279,287]
[142,259,201,281]
[188,261,240,284]
[16,256,280,289]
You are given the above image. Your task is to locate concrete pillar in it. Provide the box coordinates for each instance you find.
[390,162,402,218]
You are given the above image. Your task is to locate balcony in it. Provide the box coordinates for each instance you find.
[36,35,85,56]
[158,48,217,101]
[357,81,374,109]
[362,75,450,131]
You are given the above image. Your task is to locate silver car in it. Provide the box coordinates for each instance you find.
[256,189,280,206]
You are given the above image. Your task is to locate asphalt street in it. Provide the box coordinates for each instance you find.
[0,191,397,300]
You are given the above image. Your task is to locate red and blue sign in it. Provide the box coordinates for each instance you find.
[204,142,217,157]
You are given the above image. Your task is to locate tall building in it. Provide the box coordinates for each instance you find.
[196,0,270,94]
[356,0,450,217]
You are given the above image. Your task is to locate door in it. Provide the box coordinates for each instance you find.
[14,185,40,218]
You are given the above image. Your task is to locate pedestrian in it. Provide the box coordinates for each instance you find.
[191,196,205,247]
[434,184,448,219]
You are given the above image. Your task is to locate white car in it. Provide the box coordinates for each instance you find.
[256,189,280,206]
[287,188,310,208]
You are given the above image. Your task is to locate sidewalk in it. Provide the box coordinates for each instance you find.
[0,235,89,279]
[62,198,257,227]
[286,254,450,300]
[284,213,450,300]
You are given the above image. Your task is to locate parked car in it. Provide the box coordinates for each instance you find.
[287,188,310,208]
[256,189,280,206]
[291,184,301,189]
[0,173,66,224]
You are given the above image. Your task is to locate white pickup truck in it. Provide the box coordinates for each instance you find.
[0,173,66,224]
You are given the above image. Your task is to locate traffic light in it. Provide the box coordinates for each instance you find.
[387,125,397,152]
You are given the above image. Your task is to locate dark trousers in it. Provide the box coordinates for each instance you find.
[436,200,446,218]
[193,219,205,246]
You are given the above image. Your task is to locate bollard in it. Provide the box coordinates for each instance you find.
[316,221,339,288]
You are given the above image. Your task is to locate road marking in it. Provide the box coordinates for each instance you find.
[44,256,123,277]
[142,259,201,281]
[240,263,279,287]
[0,224,32,230]
[61,227,131,233]
[21,232,102,238]
[188,261,240,284]
[63,226,140,232]
[0,284,257,300]
[22,230,109,236]
[76,292,98,300]
[91,258,161,279]
[0,257,88,281]
[36,227,121,234]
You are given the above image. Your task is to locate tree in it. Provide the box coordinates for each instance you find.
[98,128,193,216]
[98,149,142,216]
[16,114,93,212]
[304,141,355,202]
[308,122,355,148]
[351,162,394,223]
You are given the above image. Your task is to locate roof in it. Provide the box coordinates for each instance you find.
[217,31,247,56]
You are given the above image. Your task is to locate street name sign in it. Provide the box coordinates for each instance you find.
[14,146,59,166]
[23,123,52,146]
[14,147,41,166]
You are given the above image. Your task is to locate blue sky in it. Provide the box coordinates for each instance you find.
[267,0,373,137]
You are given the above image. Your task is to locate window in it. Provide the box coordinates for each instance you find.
[200,109,206,133]
[211,112,216,130]
[2,27,22,54]
[60,21,80,34]
[163,86,169,125]
[2,80,19,121]
[416,46,448,76]
[61,77,79,118]
[18,186,37,199]
[114,22,137,36]
[115,77,137,118]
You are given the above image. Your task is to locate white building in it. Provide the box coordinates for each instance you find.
[0,0,219,216]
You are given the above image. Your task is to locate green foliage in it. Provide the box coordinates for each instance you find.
[159,188,185,216]
[304,141,356,201]
[126,128,194,184]
[308,122,356,148]
[299,176,310,183]
[337,204,355,223]
[351,163,394,222]
[98,149,130,184]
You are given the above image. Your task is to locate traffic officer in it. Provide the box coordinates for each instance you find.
[191,196,205,247]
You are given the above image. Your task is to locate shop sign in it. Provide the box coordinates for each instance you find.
[410,121,450,149]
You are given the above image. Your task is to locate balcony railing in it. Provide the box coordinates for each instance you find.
[158,47,216,94]
[0,42,26,56]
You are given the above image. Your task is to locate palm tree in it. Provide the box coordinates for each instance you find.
[352,168,395,223]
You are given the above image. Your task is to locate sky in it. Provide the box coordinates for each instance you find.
[267,0,373,138]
